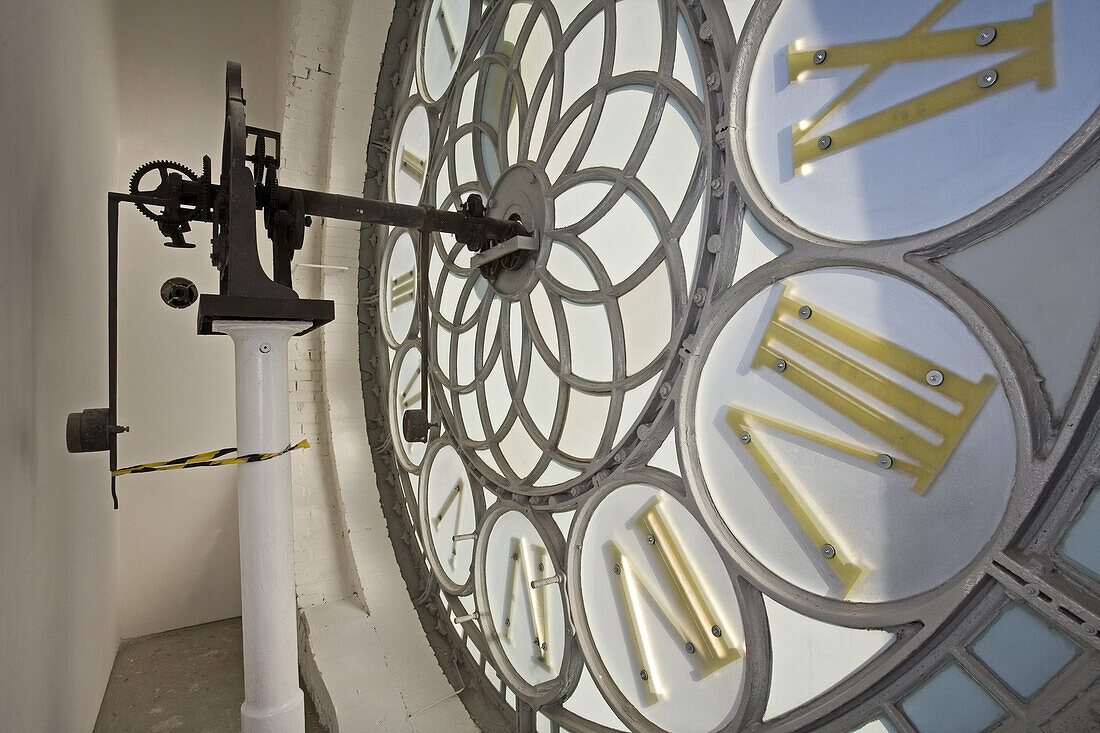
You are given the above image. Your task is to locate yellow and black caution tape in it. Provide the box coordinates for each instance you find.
[112,439,310,476]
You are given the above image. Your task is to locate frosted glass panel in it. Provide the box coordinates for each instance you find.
[763,595,893,719]
[899,663,1006,733]
[1059,486,1100,582]
[848,718,897,733]
[970,604,1079,700]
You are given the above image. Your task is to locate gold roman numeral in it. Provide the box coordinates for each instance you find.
[400,148,427,181]
[727,284,996,596]
[433,478,465,568]
[400,365,422,409]
[608,499,742,706]
[436,4,458,63]
[390,268,415,308]
[502,538,551,669]
[788,0,1054,173]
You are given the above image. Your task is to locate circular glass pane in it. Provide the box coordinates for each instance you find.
[380,229,419,348]
[389,340,429,472]
[418,0,471,102]
[389,102,432,206]
[687,268,1016,603]
[737,0,1100,242]
[420,438,480,593]
[570,480,749,733]
[474,506,571,701]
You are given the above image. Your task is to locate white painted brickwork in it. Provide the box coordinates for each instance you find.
[278,0,478,729]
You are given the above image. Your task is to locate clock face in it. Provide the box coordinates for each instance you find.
[362,0,1100,731]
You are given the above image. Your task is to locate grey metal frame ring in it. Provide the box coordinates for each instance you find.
[564,468,771,733]
[472,500,585,706]
[676,255,1044,629]
[419,434,488,596]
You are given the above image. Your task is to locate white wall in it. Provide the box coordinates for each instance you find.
[0,1,122,729]
[111,0,286,638]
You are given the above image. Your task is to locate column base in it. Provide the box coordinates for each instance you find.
[241,690,305,733]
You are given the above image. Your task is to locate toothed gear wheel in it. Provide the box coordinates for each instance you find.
[129,160,200,224]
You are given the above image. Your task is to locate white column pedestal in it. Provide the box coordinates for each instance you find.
[215,320,309,733]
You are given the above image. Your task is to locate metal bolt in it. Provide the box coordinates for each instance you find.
[259,342,271,353]
[798,305,812,319]
[685,642,695,654]
[1082,623,1097,636]
[533,637,540,646]
[541,642,547,651]
[640,669,649,681]
[977,69,998,88]
[659,382,672,399]
[436,514,443,522]
[817,135,832,150]
[646,534,656,545]
[511,552,519,560]
[877,454,893,469]
[1024,584,1040,597]
[975,26,996,46]
[813,49,827,64]
[740,432,751,444]
[613,564,622,575]
[822,544,836,559]
[711,625,722,637]
[537,563,544,572]
[925,369,944,386]
[504,618,510,626]
[775,359,787,372]
[692,288,707,306]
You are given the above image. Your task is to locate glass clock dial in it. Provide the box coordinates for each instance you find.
[361,0,1100,730]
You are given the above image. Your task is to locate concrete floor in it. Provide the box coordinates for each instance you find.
[95,617,325,732]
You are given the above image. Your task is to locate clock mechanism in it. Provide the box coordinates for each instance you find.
[361,1,1100,731]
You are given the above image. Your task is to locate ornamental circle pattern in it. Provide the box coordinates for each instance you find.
[418,0,727,496]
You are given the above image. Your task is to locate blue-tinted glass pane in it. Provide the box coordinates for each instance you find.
[970,604,1079,700]
[849,717,899,733]
[899,663,1006,733]
[1060,486,1100,581]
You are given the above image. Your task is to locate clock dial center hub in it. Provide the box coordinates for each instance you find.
[481,163,552,299]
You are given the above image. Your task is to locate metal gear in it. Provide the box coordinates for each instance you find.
[129,159,200,224]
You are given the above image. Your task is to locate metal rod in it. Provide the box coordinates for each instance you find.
[418,228,430,415]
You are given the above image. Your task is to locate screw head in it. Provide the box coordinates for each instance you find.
[640,669,649,681]
[685,641,695,654]
[876,453,893,469]
[740,432,751,444]
[821,543,836,559]
[976,26,996,46]
[613,564,622,575]
[775,359,787,372]
[511,552,519,560]
[647,534,656,545]
[977,69,998,88]
[259,342,271,353]
[537,563,544,572]
[504,618,510,626]
[813,49,827,65]
[817,135,832,150]
[541,642,548,651]
[798,305,812,319]
[925,369,944,386]
[711,625,722,637]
